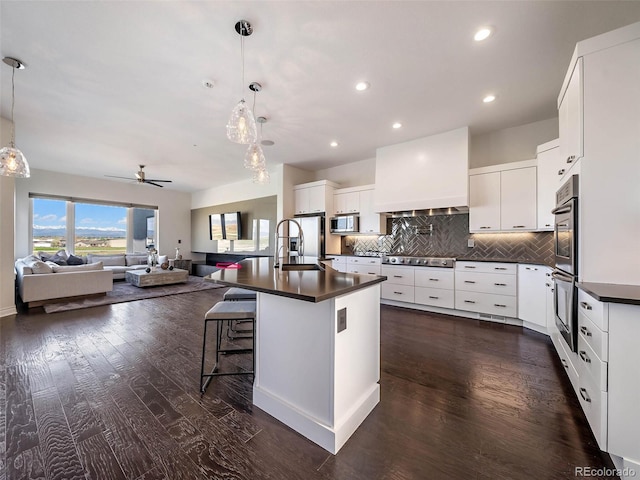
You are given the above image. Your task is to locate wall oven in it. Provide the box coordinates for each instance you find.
[552,175,579,352]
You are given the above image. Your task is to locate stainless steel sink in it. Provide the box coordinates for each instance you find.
[280,263,325,271]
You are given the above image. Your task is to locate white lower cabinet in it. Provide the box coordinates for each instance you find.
[381,282,414,303]
[414,267,455,309]
[518,264,550,332]
[454,262,517,318]
[346,256,381,275]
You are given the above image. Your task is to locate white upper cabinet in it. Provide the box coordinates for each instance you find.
[500,167,537,231]
[468,171,501,232]
[469,161,537,233]
[294,180,338,215]
[536,140,562,230]
[358,188,387,234]
[558,57,583,167]
[333,191,360,215]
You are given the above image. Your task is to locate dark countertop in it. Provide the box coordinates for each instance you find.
[455,257,554,267]
[205,257,387,303]
[578,282,640,306]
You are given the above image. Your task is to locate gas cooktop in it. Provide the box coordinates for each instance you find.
[381,255,455,267]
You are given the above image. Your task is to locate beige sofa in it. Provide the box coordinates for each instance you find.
[15,259,113,307]
[86,253,168,280]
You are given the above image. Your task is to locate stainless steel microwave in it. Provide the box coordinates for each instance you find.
[330,215,359,234]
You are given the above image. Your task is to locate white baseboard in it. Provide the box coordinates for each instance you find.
[0,304,17,318]
[253,383,380,454]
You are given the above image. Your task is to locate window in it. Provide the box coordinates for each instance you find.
[32,197,67,255]
[30,195,158,255]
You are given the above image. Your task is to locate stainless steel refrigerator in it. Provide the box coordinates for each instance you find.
[290,215,325,258]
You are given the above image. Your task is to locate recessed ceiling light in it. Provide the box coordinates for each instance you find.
[483,94,496,103]
[202,79,215,88]
[474,27,493,42]
[330,141,339,147]
[392,122,402,129]
[355,81,370,91]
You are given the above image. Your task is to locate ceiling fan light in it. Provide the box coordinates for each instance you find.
[0,146,30,178]
[244,143,266,171]
[226,99,257,144]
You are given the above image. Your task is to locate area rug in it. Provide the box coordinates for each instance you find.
[43,276,225,313]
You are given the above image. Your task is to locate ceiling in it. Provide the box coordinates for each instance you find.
[2,1,640,193]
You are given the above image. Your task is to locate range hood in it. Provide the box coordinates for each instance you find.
[389,206,469,218]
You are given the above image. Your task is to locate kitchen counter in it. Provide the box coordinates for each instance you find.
[205,256,386,302]
[205,255,384,454]
[578,282,640,306]
[456,257,554,267]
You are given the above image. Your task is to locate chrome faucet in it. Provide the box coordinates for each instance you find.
[274,218,305,268]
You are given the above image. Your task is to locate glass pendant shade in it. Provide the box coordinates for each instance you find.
[226,99,257,144]
[0,145,30,178]
[253,167,270,184]
[244,143,266,171]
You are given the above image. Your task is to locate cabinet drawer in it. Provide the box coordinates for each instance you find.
[346,265,381,275]
[414,268,454,290]
[381,266,414,286]
[381,283,414,302]
[455,261,517,275]
[578,289,608,331]
[576,368,608,451]
[551,331,580,394]
[346,256,381,266]
[577,333,608,392]
[455,271,517,296]
[414,287,454,309]
[455,291,517,317]
[578,310,608,361]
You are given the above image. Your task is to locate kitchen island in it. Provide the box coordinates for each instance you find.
[206,257,386,454]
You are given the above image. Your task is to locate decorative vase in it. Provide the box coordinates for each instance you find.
[175,246,182,260]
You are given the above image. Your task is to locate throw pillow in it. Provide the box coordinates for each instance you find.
[22,255,54,274]
[66,254,85,265]
[51,261,104,273]
[39,249,69,265]
[126,254,148,266]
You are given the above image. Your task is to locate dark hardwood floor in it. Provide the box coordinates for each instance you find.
[1,290,617,480]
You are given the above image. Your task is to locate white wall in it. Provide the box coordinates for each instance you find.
[313,158,376,187]
[470,118,558,168]
[15,169,192,259]
[0,117,17,316]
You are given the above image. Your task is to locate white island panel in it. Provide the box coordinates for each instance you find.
[253,284,381,454]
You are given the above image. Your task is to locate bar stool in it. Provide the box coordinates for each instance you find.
[223,288,257,339]
[200,300,256,393]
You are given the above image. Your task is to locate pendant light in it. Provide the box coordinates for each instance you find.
[0,57,30,178]
[244,84,266,171]
[226,20,257,144]
[253,167,270,184]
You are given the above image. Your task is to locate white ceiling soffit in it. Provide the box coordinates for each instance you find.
[1,1,640,192]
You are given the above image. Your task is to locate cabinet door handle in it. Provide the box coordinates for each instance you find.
[429,278,439,281]
[579,388,592,403]
[464,266,476,269]
[494,304,507,308]
[464,300,476,304]
[494,283,507,286]
[580,325,592,337]
[544,224,552,227]
[561,359,569,370]
[428,296,439,299]
[558,169,565,176]
[579,351,591,364]
[545,283,551,287]
[580,301,593,311]
[464,280,476,284]
[566,155,575,164]
[513,225,525,228]
[479,226,491,229]
[393,291,403,295]
[494,267,507,271]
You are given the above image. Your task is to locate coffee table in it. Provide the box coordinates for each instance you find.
[125,268,189,287]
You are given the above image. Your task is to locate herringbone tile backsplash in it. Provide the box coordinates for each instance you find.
[345,214,554,266]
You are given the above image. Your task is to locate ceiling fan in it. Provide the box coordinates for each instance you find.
[105,165,172,188]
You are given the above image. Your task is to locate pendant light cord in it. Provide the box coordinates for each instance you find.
[240,33,245,100]
[10,66,16,147]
